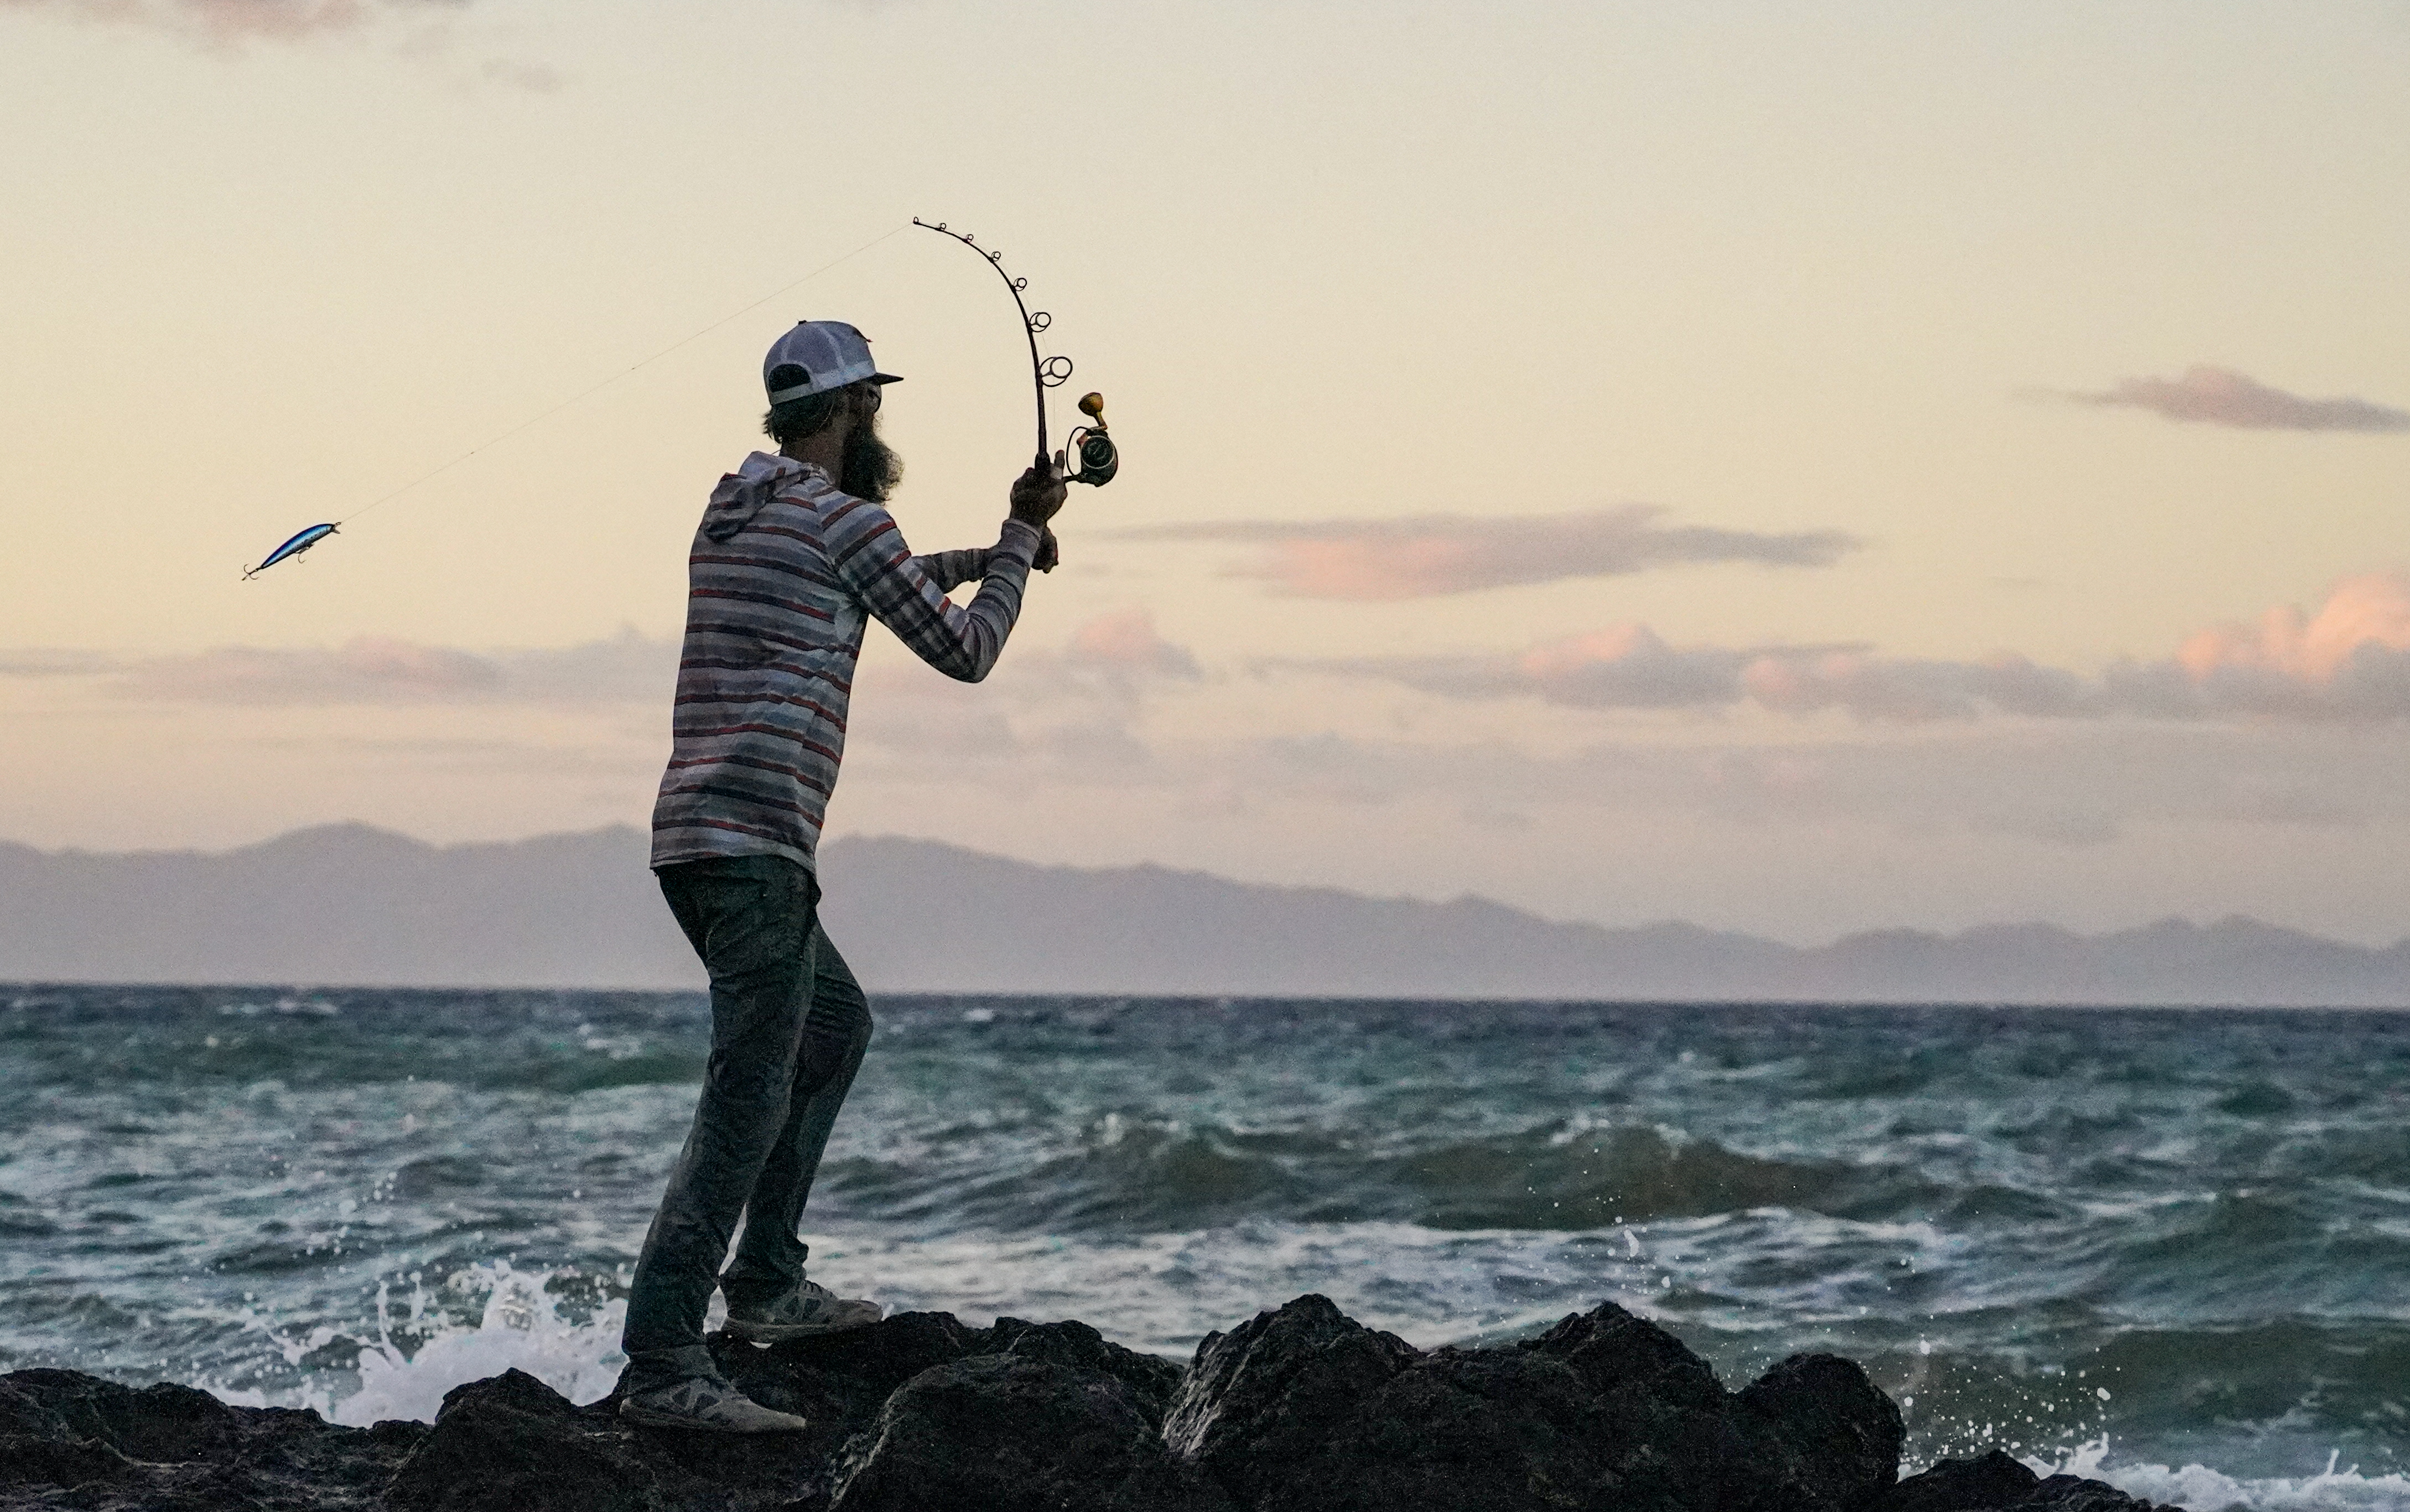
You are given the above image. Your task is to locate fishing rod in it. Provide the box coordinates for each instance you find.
[912,219,1119,489]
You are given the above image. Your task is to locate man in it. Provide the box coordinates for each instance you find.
[618,319,1066,1432]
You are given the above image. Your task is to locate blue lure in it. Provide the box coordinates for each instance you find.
[242,522,339,580]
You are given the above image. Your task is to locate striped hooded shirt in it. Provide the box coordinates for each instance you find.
[650,450,1041,873]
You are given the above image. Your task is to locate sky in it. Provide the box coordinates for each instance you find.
[3,0,2407,944]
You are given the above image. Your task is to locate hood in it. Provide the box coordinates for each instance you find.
[702,451,815,541]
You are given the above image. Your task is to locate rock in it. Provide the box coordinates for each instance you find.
[1879,1449,2039,1510]
[724,1309,992,1400]
[831,1354,1228,1512]
[1161,1293,1420,1508]
[711,1308,994,1434]
[1311,1345,1645,1512]
[0,1374,136,1489]
[1166,1297,1907,1512]
[2019,1474,2179,1511]
[2,1369,240,1463]
[989,1316,1188,1426]
[1518,1301,1769,1510]
[1738,1352,1904,1509]
[387,1368,667,1512]
[0,1367,419,1510]
[4,1297,1925,1512]
[1875,1454,2178,1512]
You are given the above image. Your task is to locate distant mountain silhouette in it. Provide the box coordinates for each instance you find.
[3,824,2405,1005]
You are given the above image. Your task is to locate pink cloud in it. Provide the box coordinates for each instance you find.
[1064,609,1202,679]
[1303,573,2410,725]
[1114,506,1859,600]
[2175,574,2410,682]
[2,0,375,40]
[2066,366,2409,433]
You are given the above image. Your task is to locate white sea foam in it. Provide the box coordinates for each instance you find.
[2028,1440,2410,1511]
[268,1262,629,1425]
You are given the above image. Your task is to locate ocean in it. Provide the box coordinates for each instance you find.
[3,986,2407,1510]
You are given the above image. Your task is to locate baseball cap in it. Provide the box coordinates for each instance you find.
[763,320,902,403]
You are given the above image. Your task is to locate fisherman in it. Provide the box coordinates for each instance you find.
[616,320,1065,1432]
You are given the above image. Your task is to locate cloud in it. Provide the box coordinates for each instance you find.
[1295,573,2410,725]
[1063,608,1202,679]
[0,615,1202,716]
[0,628,676,706]
[4,0,561,90]
[4,0,387,42]
[848,611,1208,780]
[2061,366,2410,433]
[1110,506,1861,599]
[112,637,507,704]
[0,649,122,677]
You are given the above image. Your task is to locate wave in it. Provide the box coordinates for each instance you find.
[1838,1319,2410,1488]
[1386,1123,1939,1230]
[2033,1441,2410,1512]
[818,1116,1971,1236]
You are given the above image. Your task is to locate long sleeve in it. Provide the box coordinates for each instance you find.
[908,547,991,594]
[825,498,1040,683]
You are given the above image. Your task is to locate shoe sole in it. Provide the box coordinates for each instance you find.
[618,1399,811,1433]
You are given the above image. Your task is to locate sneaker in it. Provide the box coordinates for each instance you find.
[723,1277,884,1341]
[619,1376,810,1433]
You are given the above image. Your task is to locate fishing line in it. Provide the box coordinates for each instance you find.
[346,222,911,526]
[243,221,909,576]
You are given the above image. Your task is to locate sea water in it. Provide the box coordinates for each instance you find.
[4,987,2408,1510]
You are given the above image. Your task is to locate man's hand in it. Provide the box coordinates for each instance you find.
[1033,526,1059,573]
[1009,453,1068,532]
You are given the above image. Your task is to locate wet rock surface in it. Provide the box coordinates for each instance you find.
[1873,1450,2180,1512]
[0,1297,2173,1512]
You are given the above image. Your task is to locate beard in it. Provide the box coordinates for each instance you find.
[840,413,905,503]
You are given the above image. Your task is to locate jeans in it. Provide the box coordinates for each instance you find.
[619,854,872,1390]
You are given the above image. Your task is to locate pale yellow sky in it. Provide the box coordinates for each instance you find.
[4,1,2407,943]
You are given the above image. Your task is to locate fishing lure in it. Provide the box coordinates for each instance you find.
[242,522,339,580]
[913,219,1120,488]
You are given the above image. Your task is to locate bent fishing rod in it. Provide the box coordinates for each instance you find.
[912,219,1119,489]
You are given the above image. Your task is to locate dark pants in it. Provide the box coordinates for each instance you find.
[619,854,872,1389]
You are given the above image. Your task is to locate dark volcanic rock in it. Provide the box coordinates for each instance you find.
[2022,1474,2179,1511]
[1161,1293,1420,1507]
[0,1367,420,1510]
[1879,1449,2039,1510]
[387,1368,669,1511]
[1876,1453,2178,1512]
[831,1353,1229,1512]
[989,1316,1189,1427]
[1166,1296,1905,1512]
[3,1296,1923,1512]
[1739,1351,1905,1508]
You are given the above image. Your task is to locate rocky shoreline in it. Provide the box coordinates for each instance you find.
[1,1295,2170,1511]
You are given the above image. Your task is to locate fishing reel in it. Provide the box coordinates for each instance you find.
[1066,392,1119,487]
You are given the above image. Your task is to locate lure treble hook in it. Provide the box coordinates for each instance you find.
[913,218,1119,487]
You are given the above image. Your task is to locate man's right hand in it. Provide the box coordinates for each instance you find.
[1010,453,1068,531]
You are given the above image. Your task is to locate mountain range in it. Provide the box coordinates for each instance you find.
[2,824,2404,1005]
